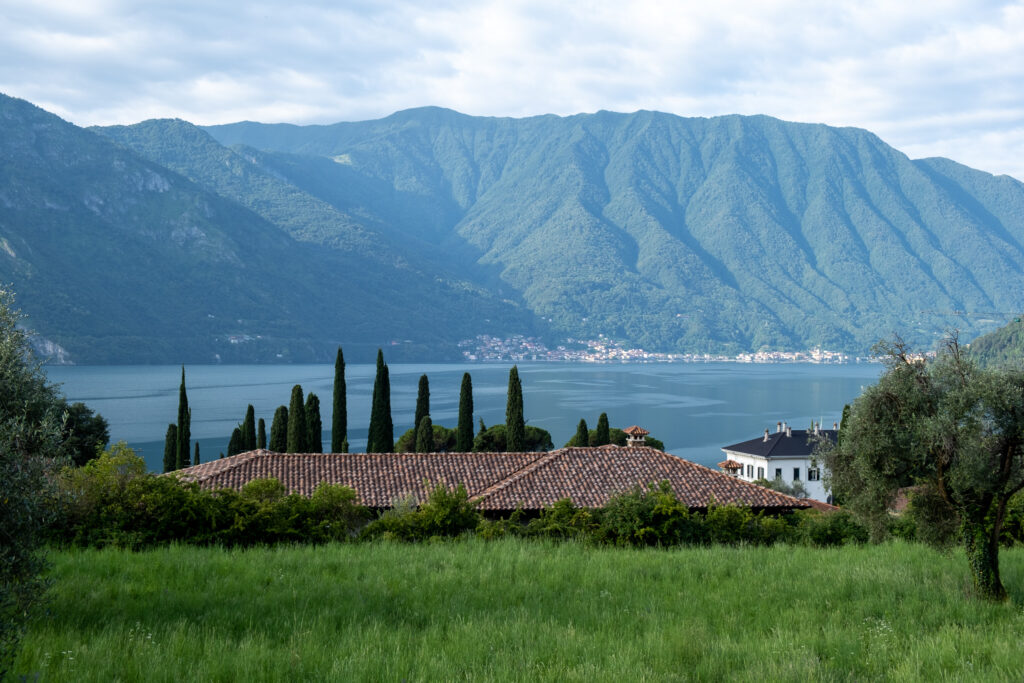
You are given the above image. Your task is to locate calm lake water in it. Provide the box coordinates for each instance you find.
[44,362,882,472]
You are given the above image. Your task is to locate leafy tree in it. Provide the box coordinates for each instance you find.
[595,413,610,446]
[395,424,457,453]
[505,365,525,451]
[286,385,308,453]
[175,366,190,469]
[825,337,1024,601]
[367,350,393,452]
[194,442,200,465]
[457,372,474,452]
[415,374,430,435]
[474,424,553,453]
[332,347,347,452]
[162,423,178,473]
[257,418,267,450]
[305,392,322,453]
[269,406,288,452]
[241,404,256,451]
[754,477,808,498]
[227,427,245,457]
[0,290,67,677]
[574,418,590,447]
[415,415,434,453]
[60,401,109,467]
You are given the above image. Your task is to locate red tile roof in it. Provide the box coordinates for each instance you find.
[718,459,742,470]
[623,425,650,437]
[173,447,808,511]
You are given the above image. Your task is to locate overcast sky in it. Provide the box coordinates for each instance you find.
[3,0,1023,179]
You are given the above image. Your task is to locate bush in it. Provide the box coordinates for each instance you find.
[796,510,869,547]
[598,482,705,546]
[395,424,457,453]
[362,484,482,541]
[473,424,554,452]
[522,499,599,541]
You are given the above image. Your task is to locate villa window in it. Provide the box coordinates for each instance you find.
[774,468,783,480]
[793,467,801,481]
[746,464,754,478]
[808,468,820,481]
[757,467,764,479]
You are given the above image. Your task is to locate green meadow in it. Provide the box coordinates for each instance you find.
[13,540,1024,681]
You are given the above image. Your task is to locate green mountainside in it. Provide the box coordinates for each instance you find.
[0,95,535,363]
[4,93,1024,363]
[967,316,1024,367]
[205,108,1024,354]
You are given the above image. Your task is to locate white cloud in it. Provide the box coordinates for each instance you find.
[1,0,1022,179]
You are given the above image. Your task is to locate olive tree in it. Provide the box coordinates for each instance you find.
[825,337,1024,600]
[0,290,66,675]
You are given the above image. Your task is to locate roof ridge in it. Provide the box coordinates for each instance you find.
[471,449,565,503]
[173,449,264,485]
[652,446,807,507]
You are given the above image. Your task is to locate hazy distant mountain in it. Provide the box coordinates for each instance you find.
[967,315,1024,368]
[203,108,1024,354]
[0,95,535,363]
[4,93,1024,363]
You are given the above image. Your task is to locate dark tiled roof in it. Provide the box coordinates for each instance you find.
[173,447,807,512]
[722,429,836,459]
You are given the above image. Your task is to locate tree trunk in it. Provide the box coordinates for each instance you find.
[962,519,1006,601]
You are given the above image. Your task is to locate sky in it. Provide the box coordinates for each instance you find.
[2,0,1023,180]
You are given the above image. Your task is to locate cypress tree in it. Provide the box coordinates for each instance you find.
[269,406,288,452]
[595,413,610,446]
[305,392,322,453]
[505,365,525,452]
[194,442,200,465]
[162,423,178,473]
[456,372,474,452]
[331,347,347,453]
[227,427,244,457]
[241,404,256,451]
[287,385,308,453]
[574,418,590,447]
[367,349,393,452]
[414,374,430,436]
[176,366,191,469]
[415,415,433,453]
[257,418,267,449]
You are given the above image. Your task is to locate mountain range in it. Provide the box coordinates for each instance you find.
[2,93,1023,363]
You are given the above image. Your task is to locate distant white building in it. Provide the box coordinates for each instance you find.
[719,421,836,503]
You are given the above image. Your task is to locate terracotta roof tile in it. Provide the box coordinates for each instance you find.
[172,447,808,512]
[718,459,742,469]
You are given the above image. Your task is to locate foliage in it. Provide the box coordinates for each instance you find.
[573,419,589,448]
[361,484,481,542]
[305,392,322,453]
[257,418,267,450]
[456,372,473,451]
[227,427,244,457]
[366,350,394,453]
[162,424,177,473]
[505,366,525,451]
[395,423,456,453]
[594,413,610,446]
[473,424,553,452]
[415,415,434,453]
[753,476,809,499]
[332,347,346,452]
[286,385,307,453]
[414,374,430,437]
[824,336,1024,600]
[564,425,664,450]
[59,401,109,467]
[0,289,67,678]
[175,367,190,470]
[268,406,287,452]
[241,405,256,451]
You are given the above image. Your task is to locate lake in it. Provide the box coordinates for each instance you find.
[44,362,882,472]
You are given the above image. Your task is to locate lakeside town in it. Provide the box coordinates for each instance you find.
[457,334,885,364]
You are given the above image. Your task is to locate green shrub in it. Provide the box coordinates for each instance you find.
[598,482,705,546]
[523,499,599,540]
[362,484,482,541]
[797,510,869,547]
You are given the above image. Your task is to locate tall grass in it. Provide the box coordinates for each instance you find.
[13,540,1024,681]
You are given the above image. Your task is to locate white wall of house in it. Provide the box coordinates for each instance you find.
[723,450,830,503]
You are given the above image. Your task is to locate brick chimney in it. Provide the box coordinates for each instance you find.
[623,425,650,447]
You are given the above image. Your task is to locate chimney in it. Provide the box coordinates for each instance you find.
[833,421,838,430]
[763,428,770,442]
[786,425,792,437]
[782,421,788,433]
[777,421,782,433]
[623,425,650,448]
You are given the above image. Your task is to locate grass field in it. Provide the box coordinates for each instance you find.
[12,540,1024,681]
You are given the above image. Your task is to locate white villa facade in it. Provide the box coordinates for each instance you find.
[719,422,836,503]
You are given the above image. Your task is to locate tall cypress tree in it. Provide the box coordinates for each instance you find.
[257,418,267,449]
[176,366,191,469]
[194,442,200,465]
[162,423,178,473]
[269,406,288,452]
[414,374,430,436]
[241,404,256,451]
[505,365,525,452]
[415,415,433,453]
[574,418,590,447]
[305,392,322,453]
[595,412,610,446]
[287,385,308,453]
[227,427,244,457]
[367,349,394,452]
[332,347,347,453]
[456,372,474,452]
